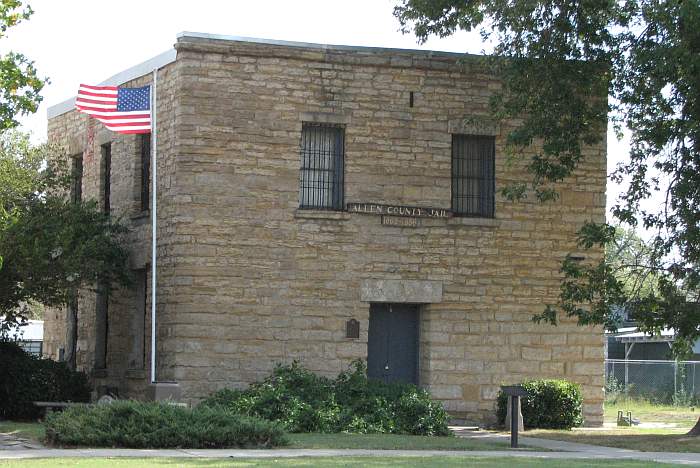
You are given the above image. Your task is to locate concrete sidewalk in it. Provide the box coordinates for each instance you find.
[1,447,700,465]
[2,426,699,465]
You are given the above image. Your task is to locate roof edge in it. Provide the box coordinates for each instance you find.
[47,49,176,120]
[176,31,478,59]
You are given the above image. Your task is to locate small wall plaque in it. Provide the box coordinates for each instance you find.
[346,319,360,339]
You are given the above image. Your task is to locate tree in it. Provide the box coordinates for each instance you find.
[0,0,46,271]
[395,0,700,433]
[607,226,662,299]
[0,0,45,130]
[0,132,131,366]
[0,2,128,369]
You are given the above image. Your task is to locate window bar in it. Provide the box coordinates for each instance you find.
[452,135,459,213]
[453,135,458,213]
[300,131,304,207]
[315,124,320,208]
[337,128,344,209]
[102,144,111,214]
[456,135,461,213]
[321,125,325,207]
[304,127,309,208]
[314,124,320,209]
[142,134,151,212]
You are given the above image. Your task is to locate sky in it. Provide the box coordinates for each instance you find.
[5,0,629,219]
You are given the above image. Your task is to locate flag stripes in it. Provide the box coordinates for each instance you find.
[75,84,151,134]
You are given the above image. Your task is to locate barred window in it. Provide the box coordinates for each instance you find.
[71,154,83,203]
[299,123,344,210]
[128,268,147,370]
[140,133,151,212]
[451,135,495,217]
[101,143,111,214]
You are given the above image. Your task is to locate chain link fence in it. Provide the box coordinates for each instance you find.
[605,359,700,404]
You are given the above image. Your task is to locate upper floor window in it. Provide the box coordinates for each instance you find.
[451,135,495,218]
[299,123,344,210]
[70,154,83,203]
[140,133,151,212]
[101,143,111,214]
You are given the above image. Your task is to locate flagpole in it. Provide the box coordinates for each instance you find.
[150,68,158,384]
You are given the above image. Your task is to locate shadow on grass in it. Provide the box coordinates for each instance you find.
[287,432,511,451]
[528,428,700,452]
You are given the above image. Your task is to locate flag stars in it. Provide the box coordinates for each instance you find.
[117,86,151,112]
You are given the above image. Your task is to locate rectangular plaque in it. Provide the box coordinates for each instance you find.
[382,216,418,227]
[346,319,360,339]
[348,203,450,219]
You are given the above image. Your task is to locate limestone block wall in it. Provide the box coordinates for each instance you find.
[165,36,606,425]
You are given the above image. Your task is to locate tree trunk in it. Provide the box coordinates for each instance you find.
[65,297,78,370]
[686,416,700,436]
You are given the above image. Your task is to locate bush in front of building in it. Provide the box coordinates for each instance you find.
[496,379,584,429]
[44,400,288,448]
[200,360,451,436]
[0,341,91,420]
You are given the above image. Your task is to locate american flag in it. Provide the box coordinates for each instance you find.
[75,84,151,134]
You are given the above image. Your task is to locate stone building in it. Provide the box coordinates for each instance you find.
[44,32,606,425]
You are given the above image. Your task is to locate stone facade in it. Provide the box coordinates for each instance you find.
[44,34,606,426]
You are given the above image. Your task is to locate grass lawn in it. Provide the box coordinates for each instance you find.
[604,398,697,427]
[288,432,511,450]
[494,398,700,453]
[0,421,44,442]
[526,427,700,452]
[0,458,689,468]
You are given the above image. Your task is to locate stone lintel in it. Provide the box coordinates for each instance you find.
[360,279,443,303]
[448,117,500,136]
[299,112,351,125]
[96,129,112,147]
[67,136,83,156]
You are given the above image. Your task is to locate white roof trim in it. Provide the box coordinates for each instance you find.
[175,31,472,58]
[47,49,176,119]
[612,327,676,343]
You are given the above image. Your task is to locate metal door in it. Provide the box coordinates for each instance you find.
[367,303,419,384]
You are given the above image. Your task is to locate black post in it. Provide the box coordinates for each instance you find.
[510,395,519,448]
[501,384,526,449]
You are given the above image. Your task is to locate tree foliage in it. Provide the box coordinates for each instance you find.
[394,1,700,353]
[0,132,131,337]
[606,226,662,299]
[0,0,46,130]
[0,2,129,339]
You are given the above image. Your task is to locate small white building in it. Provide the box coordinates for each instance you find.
[2,319,44,356]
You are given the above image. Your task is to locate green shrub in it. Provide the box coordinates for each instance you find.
[44,400,288,448]
[200,360,450,436]
[0,341,91,420]
[496,379,584,429]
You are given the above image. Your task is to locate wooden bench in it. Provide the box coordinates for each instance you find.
[33,401,87,416]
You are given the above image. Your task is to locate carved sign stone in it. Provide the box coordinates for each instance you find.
[348,203,450,219]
